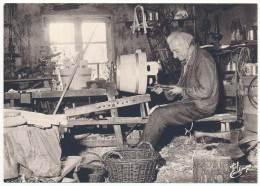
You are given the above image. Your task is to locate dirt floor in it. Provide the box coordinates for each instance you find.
[83,135,221,183]
[5,134,257,183]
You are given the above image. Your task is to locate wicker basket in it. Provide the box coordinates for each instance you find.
[102,142,160,183]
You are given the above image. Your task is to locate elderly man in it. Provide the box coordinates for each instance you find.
[139,31,219,148]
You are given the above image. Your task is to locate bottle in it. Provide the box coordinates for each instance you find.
[230,19,236,44]
[236,19,243,43]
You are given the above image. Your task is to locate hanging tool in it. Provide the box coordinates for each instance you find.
[53,25,98,115]
[132,5,151,34]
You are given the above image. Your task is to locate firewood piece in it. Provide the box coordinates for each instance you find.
[193,155,233,183]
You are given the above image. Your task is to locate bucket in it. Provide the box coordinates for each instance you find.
[74,152,106,183]
[60,66,92,90]
[116,50,159,94]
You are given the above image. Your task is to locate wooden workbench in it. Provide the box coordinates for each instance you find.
[4,86,152,148]
[4,88,128,147]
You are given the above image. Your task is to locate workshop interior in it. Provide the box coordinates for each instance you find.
[3,3,258,183]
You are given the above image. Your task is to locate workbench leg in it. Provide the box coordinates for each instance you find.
[221,122,225,132]
[140,103,146,117]
[145,102,150,115]
[10,99,15,107]
[107,95,123,148]
[221,122,230,132]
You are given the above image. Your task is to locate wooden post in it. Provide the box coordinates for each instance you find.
[193,155,233,183]
[140,103,146,117]
[107,95,123,148]
[10,99,15,107]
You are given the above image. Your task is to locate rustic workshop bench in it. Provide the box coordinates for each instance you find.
[5,87,238,147]
[195,113,237,132]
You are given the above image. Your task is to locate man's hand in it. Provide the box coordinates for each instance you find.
[164,90,176,101]
[151,85,163,95]
[165,85,183,96]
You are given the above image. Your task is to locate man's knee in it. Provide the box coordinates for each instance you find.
[149,107,167,127]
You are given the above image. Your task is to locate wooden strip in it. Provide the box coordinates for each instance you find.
[140,103,146,117]
[4,89,108,100]
[65,94,151,117]
[4,77,54,83]
[107,95,123,148]
[4,109,68,128]
[196,114,236,122]
[66,117,149,126]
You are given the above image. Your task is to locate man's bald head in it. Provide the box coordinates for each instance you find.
[166,32,195,61]
[167,31,194,47]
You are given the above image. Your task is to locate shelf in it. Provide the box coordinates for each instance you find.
[224,71,236,74]
[4,76,56,83]
[224,106,237,111]
[4,89,109,100]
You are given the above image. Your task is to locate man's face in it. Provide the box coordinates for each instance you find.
[169,39,189,61]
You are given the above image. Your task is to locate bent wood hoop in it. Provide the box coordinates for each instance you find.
[117,50,158,94]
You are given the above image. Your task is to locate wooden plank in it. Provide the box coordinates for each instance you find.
[66,117,149,127]
[107,95,123,148]
[65,94,151,116]
[79,139,117,147]
[4,109,68,128]
[4,77,54,83]
[196,114,236,122]
[4,89,108,100]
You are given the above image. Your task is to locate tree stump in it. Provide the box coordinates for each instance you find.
[193,155,233,183]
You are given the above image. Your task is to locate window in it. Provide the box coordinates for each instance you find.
[45,16,113,80]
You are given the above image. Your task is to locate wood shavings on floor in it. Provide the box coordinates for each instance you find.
[155,135,217,183]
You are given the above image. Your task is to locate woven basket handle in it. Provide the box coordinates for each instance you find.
[136,141,154,151]
[102,151,123,161]
[86,159,104,168]
[82,152,103,162]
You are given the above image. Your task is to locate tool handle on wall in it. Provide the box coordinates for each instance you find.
[53,25,98,115]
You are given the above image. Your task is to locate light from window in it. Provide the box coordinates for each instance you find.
[49,22,75,44]
[48,19,110,80]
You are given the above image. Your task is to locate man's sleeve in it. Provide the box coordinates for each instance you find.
[184,57,216,99]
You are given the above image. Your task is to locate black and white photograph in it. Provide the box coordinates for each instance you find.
[2,0,259,184]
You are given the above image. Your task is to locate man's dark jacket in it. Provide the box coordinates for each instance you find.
[177,46,219,114]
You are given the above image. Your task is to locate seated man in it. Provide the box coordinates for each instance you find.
[139,31,219,148]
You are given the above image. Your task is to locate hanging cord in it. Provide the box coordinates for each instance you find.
[185,122,193,138]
